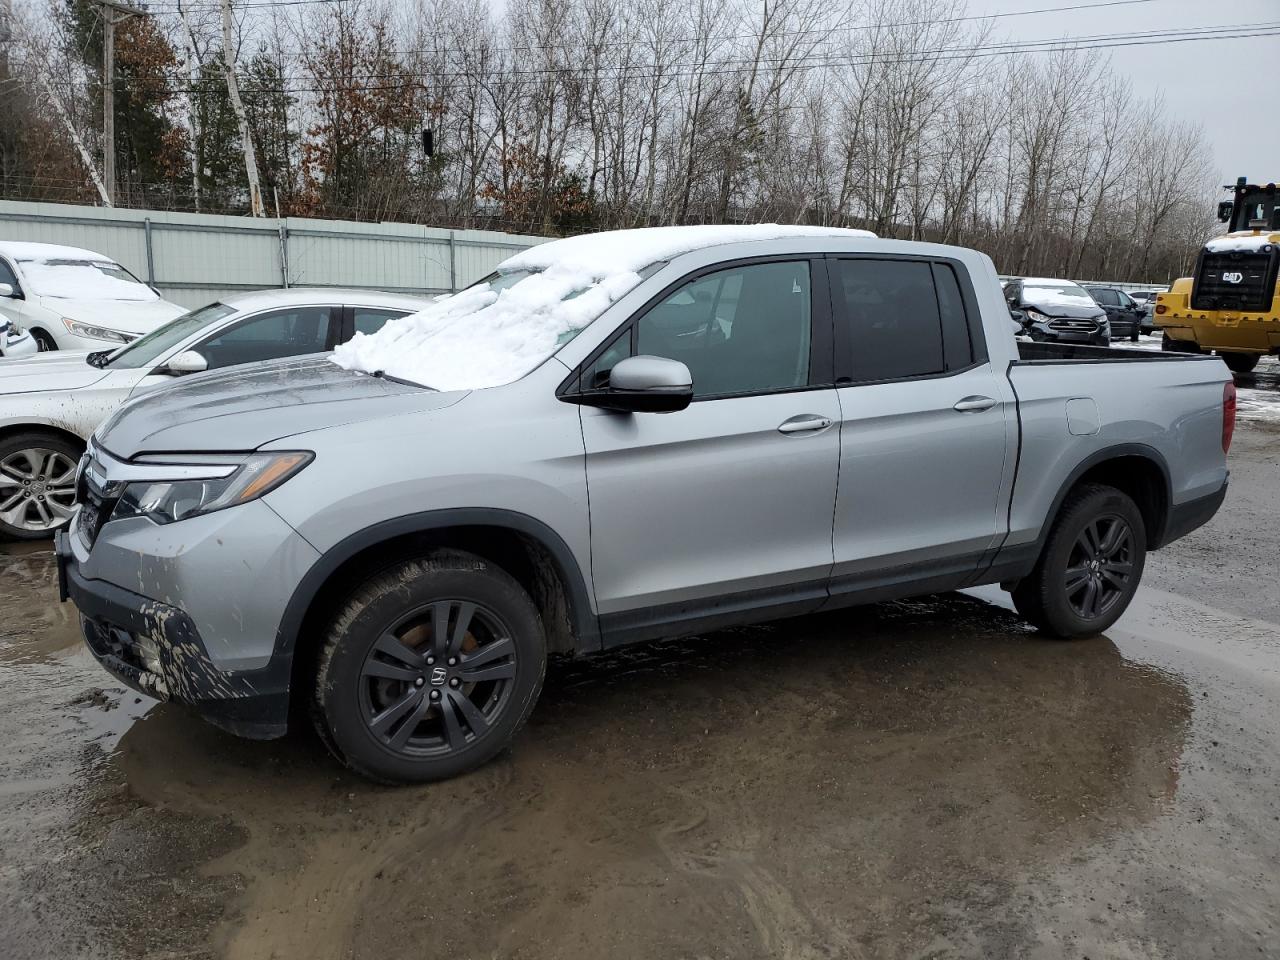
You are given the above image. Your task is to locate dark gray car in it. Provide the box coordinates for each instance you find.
[1084,285,1144,341]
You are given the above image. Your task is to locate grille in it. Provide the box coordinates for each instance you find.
[1048,317,1100,332]
[76,453,121,548]
[1192,251,1278,312]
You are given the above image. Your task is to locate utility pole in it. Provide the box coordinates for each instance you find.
[220,0,265,216]
[98,0,147,207]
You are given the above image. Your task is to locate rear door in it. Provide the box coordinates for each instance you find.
[829,256,1016,598]
[193,305,339,370]
[578,257,842,640]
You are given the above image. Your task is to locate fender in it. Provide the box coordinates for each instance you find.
[273,507,600,659]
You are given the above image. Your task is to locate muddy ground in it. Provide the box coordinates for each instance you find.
[3,364,1279,960]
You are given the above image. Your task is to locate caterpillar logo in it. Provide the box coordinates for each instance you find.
[1221,271,1244,284]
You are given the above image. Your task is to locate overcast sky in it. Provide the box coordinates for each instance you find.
[967,0,1279,186]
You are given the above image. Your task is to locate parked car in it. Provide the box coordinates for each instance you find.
[1127,290,1161,334]
[59,226,1232,784]
[1083,285,1144,341]
[0,242,185,352]
[0,315,36,360]
[1004,277,1110,345]
[0,288,428,539]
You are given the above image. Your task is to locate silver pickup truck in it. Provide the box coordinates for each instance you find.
[57,227,1233,783]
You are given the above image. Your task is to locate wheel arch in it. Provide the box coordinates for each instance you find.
[0,421,87,453]
[277,509,600,708]
[1038,444,1172,552]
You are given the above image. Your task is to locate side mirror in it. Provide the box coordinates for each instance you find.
[570,355,693,413]
[0,282,15,299]
[1217,201,1234,223]
[163,350,209,375]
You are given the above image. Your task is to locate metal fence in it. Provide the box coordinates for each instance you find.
[0,201,547,309]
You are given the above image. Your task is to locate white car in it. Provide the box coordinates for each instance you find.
[0,315,37,359]
[0,241,186,352]
[0,287,430,539]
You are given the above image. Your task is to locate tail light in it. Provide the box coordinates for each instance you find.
[1222,379,1237,453]
[1155,303,1167,315]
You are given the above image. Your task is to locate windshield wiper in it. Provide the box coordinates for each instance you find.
[86,350,112,368]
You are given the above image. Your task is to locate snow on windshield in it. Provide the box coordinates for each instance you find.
[331,224,875,390]
[19,258,156,301]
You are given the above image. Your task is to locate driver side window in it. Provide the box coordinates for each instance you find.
[196,306,335,371]
[583,261,813,399]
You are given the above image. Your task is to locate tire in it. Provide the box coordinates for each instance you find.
[30,329,57,352]
[1219,351,1260,375]
[1161,334,1199,354]
[0,431,83,540]
[1011,483,1146,639]
[1129,331,1139,343]
[312,549,547,784]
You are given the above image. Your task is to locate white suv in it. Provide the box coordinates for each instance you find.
[0,241,185,352]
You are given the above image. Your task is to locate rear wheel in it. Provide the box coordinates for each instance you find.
[1011,484,1146,638]
[1219,351,1260,375]
[312,550,547,783]
[0,432,82,540]
[1129,330,1139,342]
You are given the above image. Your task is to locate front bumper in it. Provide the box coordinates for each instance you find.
[56,529,292,739]
[1029,324,1109,346]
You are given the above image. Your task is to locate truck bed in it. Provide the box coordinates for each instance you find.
[1015,340,1220,364]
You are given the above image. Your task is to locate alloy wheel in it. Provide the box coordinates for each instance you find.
[1064,514,1134,620]
[358,600,518,756]
[0,448,78,533]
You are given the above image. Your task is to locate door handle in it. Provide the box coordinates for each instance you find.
[953,395,997,412]
[778,414,834,435]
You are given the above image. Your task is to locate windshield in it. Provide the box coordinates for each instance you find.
[332,262,663,390]
[102,302,236,369]
[18,258,156,301]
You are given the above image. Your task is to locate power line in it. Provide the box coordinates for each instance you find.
[13,17,1278,93]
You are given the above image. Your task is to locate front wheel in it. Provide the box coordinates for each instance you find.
[1219,351,1260,375]
[1011,484,1146,639]
[1129,330,1139,342]
[30,329,58,352]
[0,432,82,540]
[312,550,547,784]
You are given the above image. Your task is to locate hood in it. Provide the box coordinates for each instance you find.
[40,296,186,335]
[97,356,467,457]
[0,351,110,393]
[1021,295,1105,320]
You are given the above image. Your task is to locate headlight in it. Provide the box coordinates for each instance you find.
[111,451,312,525]
[62,318,133,343]
[1024,308,1049,323]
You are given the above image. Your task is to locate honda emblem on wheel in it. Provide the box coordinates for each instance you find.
[429,666,448,686]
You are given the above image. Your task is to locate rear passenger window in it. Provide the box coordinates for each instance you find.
[835,260,943,381]
[934,264,973,372]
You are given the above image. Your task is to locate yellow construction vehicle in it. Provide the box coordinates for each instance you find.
[1156,177,1280,373]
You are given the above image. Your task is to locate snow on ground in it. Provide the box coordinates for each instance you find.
[333,224,876,390]
[1204,232,1280,253]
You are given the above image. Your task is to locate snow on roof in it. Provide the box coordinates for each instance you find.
[1204,232,1280,253]
[499,223,875,274]
[332,224,877,391]
[0,241,118,263]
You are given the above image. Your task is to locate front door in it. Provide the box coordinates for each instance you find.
[580,258,842,643]
[828,256,1015,598]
